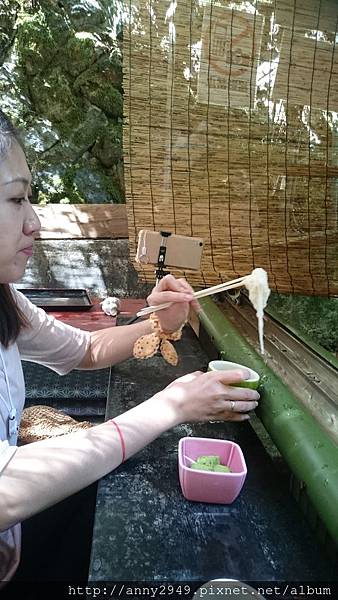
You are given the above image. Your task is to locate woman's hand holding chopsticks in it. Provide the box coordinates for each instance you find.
[146,274,200,334]
[138,274,247,318]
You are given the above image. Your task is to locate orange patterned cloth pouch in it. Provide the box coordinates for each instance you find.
[133,313,186,366]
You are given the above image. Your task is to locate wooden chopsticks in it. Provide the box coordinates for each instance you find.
[136,275,247,317]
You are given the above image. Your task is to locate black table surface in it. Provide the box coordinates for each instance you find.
[89,326,335,583]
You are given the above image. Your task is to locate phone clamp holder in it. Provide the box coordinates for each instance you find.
[155,231,172,283]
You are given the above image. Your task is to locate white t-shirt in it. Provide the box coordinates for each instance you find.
[0,287,90,581]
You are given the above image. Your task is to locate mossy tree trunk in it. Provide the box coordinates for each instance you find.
[0,0,124,204]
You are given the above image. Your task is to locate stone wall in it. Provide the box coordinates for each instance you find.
[19,239,152,299]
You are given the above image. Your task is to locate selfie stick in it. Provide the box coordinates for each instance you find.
[155,231,172,284]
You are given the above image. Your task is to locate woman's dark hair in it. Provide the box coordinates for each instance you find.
[0,109,21,157]
[0,109,29,347]
[0,285,29,347]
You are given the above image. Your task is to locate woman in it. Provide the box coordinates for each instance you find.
[0,110,259,582]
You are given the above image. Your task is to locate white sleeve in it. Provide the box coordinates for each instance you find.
[12,288,90,375]
[0,441,17,474]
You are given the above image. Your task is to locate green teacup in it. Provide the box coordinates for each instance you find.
[208,360,260,390]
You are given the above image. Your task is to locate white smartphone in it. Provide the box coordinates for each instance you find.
[136,230,204,270]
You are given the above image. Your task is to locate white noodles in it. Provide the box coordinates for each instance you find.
[243,268,271,354]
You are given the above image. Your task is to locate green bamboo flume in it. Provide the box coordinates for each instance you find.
[198,297,338,544]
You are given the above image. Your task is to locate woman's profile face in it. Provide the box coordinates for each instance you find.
[0,140,41,283]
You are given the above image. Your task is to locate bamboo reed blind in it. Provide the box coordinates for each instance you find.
[123,0,338,296]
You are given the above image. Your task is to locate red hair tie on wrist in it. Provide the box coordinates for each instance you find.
[109,419,126,463]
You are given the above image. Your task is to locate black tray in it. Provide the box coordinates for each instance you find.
[17,288,93,311]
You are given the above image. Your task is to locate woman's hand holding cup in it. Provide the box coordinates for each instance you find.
[159,368,260,425]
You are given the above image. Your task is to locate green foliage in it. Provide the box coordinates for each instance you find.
[269,293,338,354]
[0,1,19,63]
[0,0,124,204]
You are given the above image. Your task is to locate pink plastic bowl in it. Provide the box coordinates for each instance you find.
[178,437,247,504]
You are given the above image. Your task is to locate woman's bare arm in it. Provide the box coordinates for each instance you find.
[0,369,258,531]
[78,318,152,369]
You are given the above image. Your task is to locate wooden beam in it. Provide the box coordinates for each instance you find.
[35,204,128,239]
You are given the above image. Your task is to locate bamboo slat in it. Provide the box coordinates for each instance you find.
[123,0,338,296]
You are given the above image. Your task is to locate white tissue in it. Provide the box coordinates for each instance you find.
[101,297,121,317]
